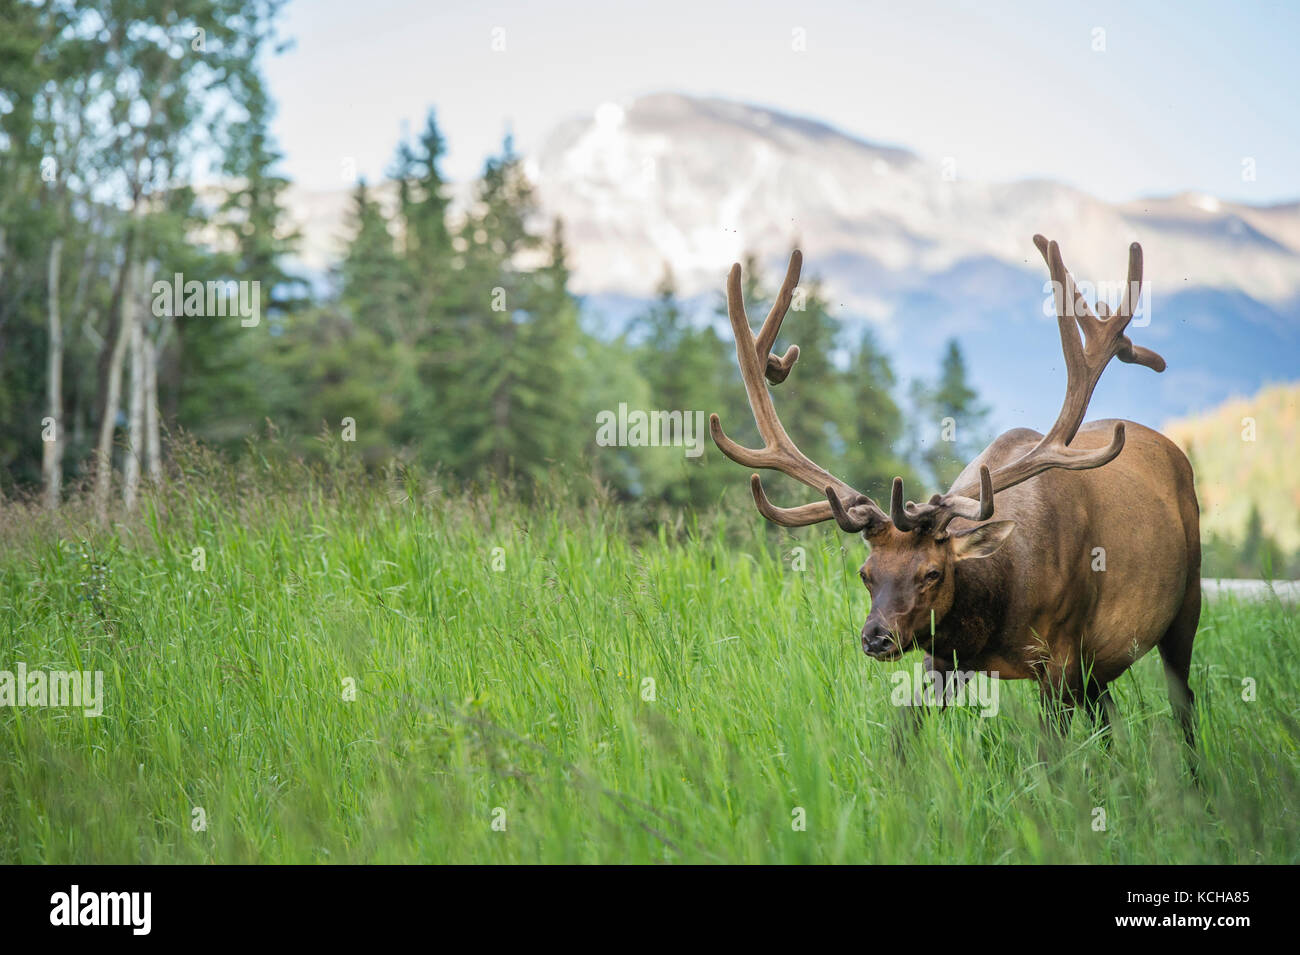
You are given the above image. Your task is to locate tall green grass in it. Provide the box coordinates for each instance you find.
[1,446,1296,863]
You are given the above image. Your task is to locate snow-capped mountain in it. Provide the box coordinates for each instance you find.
[533,93,1300,306]
[530,94,1300,433]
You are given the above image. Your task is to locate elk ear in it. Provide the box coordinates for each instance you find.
[951,521,1016,561]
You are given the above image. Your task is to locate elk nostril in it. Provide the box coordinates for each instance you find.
[862,626,891,653]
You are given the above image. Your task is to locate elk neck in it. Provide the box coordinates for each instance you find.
[925,547,1009,663]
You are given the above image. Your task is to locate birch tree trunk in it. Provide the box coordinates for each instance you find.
[123,319,145,511]
[144,329,162,484]
[94,259,136,522]
[43,237,64,510]
[69,231,98,464]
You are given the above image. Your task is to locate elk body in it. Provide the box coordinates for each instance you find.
[711,237,1200,745]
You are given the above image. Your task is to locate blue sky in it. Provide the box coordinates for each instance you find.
[264,0,1300,202]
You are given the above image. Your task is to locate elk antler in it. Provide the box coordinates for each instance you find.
[889,466,994,534]
[710,251,889,533]
[894,235,1166,535]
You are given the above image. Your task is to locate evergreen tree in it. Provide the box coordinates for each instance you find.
[221,80,306,320]
[909,338,990,491]
[429,138,586,483]
[339,181,405,342]
[634,266,736,507]
[381,110,457,457]
[1239,502,1263,572]
[258,306,405,465]
[392,110,454,342]
[182,77,304,447]
[1236,502,1286,578]
[841,327,913,500]
[394,111,453,274]
[509,218,585,479]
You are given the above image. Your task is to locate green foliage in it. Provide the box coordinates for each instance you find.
[0,5,966,539]
[909,338,991,492]
[1202,504,1300,580]
[424,141,585,481]
[249,309,412,466]
[841,327,915,500]
[339,180,406,342]
[0,0,292,489]
[628,267,742,507]
[1167,384,1300,577]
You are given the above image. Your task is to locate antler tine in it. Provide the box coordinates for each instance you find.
[931,465,994,532]
[1118,239,1142,321]
[890,477,916,531]
[824,485,887,533]
[890,466,994,535]
[1113,242,1166,372]
[711,252,888,532]
[1034,233,1091,342]
[756,251,803,383]
[1117,340,1166,372]
[751,475,837,527]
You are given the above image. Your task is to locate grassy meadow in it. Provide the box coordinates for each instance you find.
[1,446,1297,864]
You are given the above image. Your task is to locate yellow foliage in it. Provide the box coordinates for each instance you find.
[1162,383,1300,552]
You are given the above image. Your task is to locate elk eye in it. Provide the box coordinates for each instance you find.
[924,569,942,582]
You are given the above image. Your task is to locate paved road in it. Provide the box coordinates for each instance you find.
[1202,579,1300,604]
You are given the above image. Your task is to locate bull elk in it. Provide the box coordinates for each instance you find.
[711,237,1201,748]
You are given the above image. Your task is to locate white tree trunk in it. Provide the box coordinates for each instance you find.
[43,238,64,510]
[123,319,145,511]
[144,331,162,484]
[94,260,136,522]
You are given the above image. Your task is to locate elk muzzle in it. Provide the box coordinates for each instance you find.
[861,614,905,660]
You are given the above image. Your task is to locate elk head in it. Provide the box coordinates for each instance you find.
[710,237,1165,659]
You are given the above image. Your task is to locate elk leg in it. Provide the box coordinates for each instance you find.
[1082,680,1118,746]
[913,654,973,709]
[1034,679,1076,771]
[1157,578,1200,753]
[1037,673,1080,737]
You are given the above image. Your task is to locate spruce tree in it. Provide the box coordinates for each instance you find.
[841,327,913,500]
[183,79,304,447]
[634,267,736,507]
[431,137,587,484]
[909,338,990,491]
[339,180,405,343]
